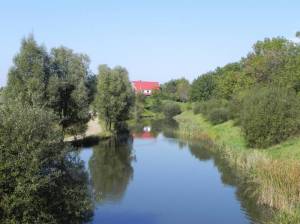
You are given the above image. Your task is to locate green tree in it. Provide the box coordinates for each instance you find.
[242,37,292,83]
[0,101,93,224]
[240,87,300,148]
[160,78,190,102]
[214,63,254,99]
[47,47,90,136]
[5,35,50,106]
[95,65,134,133]
[176,78,190,102]
[190,72,217,101]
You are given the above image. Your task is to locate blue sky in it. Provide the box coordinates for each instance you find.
[0,0,299,87]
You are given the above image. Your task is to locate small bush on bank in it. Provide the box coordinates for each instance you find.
[193,102,202,114]
[240,87,300,148]
[193,99,230,124]
[163,102,182,119]
[208,107,230,125]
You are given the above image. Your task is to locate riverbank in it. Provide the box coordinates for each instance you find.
[64,117,111,143]
[175,111,300,223]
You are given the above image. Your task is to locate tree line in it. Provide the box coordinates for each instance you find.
[189,35,300,148]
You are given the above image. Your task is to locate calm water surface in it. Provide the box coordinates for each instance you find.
[79,121,268,224]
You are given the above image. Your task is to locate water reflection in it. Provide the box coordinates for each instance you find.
[185,140,273,224]
[89,136,134,203]
[80,119,276,224]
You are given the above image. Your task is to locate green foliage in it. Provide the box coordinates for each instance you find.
[0,101,93,224]
[5,35,92,136]
[192,99,230,124]
[242,37,294,83]
[214,63,255,99]
[95,65,134,133]
[0,87,4,105]
[48,47,90,135]
[134,92,146,120]
[85,74,97,105]
[193,102,202,114]
[162,102,182,119]
[208,107,230,125]
[240,87,300,148]
[190,72,216,101]
[5,34,50,106]
[161,78,190,102]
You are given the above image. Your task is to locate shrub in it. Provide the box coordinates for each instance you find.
[240,87,300,148]
[163,102,182,119]
[202,98,228,117]
[193,102,202,114]
[208,107,230,125]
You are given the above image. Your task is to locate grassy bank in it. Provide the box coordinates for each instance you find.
[175,111,300,223]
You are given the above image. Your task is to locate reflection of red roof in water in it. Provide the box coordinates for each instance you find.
[133,132,155,139]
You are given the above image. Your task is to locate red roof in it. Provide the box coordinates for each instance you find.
[132,81,160,91]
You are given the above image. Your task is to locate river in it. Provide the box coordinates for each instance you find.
[79,120,270,224]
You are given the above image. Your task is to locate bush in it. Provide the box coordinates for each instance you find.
[163,102,182,119]
[193,102,202,114]
[193,99,230,124]
[208,107,230,125]
[240,87,300,148]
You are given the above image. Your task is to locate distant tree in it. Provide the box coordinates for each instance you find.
[176,78,190,102]
[214,63,254,99]
[47,47,90,135]
[242,37,292,83]
[190,72,217,101]
[161,79,178,100]
[95,65,134,133]
[0,101,93,223]
[5,34,50,106]
[161,78,190,102]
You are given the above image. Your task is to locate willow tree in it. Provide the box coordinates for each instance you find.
[95,65,134,133]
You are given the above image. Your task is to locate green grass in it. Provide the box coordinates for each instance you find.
[175,111,300,160]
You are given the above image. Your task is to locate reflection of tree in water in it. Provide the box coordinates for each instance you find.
[89,136,134,203]
[185,138,273,223]
[151,119,179,138]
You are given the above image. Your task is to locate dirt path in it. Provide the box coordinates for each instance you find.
[64,117,102,142]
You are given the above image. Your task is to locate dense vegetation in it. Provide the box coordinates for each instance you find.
[5,35,93,136]
[0,102,93,223]
[189,36,300,148]
[0,35,111,223]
